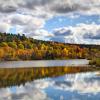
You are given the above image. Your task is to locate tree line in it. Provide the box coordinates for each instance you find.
[0,32,99,60]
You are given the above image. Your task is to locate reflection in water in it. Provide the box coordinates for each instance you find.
[53,72,100,93]
[0,71,100,100]
[0,66,99,88]
[0,67,100,100]
[0,85,51,100]
[45,72,100,100]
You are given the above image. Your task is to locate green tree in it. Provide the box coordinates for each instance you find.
[8,42,17,49]
[18,44,24,49]
[0,42,8,47]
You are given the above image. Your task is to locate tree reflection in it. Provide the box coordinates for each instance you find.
[0,66,99,88]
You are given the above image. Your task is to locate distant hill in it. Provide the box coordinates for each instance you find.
[0,32,99,61]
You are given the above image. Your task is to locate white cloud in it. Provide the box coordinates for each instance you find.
[66,13,80,19]
[53,27,73,36]
[50,23,100,44]
[0,0,100,21]
[25,29,52,41]
[31,29,52,37]
[0,22,11,33]
[0,0,100,44]
[16,0,100,16]
[0,0,100,18]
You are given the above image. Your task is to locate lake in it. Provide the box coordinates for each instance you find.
[0,59,89,68]
[0,59,100,100]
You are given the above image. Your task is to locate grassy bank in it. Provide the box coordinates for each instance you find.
[89,58,100,67]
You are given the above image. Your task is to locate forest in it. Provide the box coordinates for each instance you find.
[0,32,99,61]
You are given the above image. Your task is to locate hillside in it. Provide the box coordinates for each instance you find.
[0,32,99,61]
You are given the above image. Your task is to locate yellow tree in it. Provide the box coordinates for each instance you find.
[61,48,69,58]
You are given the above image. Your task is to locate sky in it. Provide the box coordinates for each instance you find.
[0,0,100,44]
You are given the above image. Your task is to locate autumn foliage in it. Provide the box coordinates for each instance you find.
[0,32,99,60]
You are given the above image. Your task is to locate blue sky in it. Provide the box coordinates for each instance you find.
[44,15,100,32]
[0,0,100,44]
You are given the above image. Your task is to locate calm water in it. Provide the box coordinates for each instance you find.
[0,71,100,100]
[0,59,100,100]
[0,59,89,68]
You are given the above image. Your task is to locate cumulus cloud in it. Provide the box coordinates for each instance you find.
[0,22,11,33]
[50,23,100,44]
[11,14,45,27]
[26,29,52,40]
[3,13,46,37]
[53,27,73,36]
[0,0,100,15]
[11,14,31,25]
[0,0,100,18]
[0,0,100,20]
[0,0,100,44]
[0,0,17,13]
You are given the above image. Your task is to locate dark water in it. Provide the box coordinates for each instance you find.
[0,60,100,100]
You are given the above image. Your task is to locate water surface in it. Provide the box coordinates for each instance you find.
[0,71,100,100]
[0,59,99,100]
[0,59,89,68]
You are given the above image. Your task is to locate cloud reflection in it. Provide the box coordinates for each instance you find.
[52,72,100,94]
[0,72,100,100]
[0,82,52,100]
